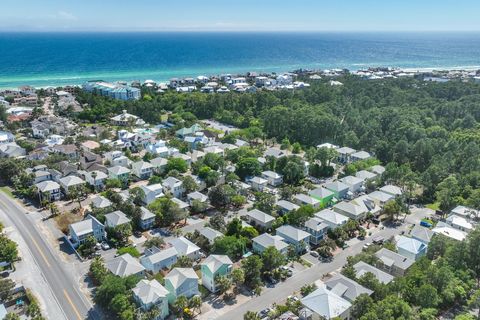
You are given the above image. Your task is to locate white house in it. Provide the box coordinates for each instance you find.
[304,217,329,245]
[276,225,311,253]
[187,191,208,205]
[252,233,288,255]
[91,195,112,210]
[140,184,165,205]
[261,170,283,187]
[168,237,201,261]
[300,285,352,320]
[246,209,275,229]
[36,180,61,202]
[315,209,349,229]
[164,268,199,303]
[293,194,321,208]
[69,215,105,246]
[333,201,367,221]
[132,161,154,180]
[59,176,85,196]
[339,176,364,193]
[106,253,146,277]
[150,157,168,174]
[105,211,131,229]
[132,279,169,319]
[249,176,268,192]
[83,170,108,190]
[162,177,184,199]
[139,207,156,230]
[141,247,178,273]
[395,235,427,261]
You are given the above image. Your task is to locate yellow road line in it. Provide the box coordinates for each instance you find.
[63,289,83,320]
[29,235,51,268]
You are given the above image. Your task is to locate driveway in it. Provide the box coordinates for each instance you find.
[214,209,425,320]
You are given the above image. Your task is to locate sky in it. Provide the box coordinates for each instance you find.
[1,0,480,32]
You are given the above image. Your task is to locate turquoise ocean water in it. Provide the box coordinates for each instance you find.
[0,32,480,88]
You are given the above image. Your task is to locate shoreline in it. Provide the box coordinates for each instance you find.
[0,64,479,90]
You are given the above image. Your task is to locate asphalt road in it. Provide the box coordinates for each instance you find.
[0,192,97,320]
[216,209,427,320]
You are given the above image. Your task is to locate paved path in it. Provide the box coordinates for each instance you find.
[0,192,99,320]
[214,210,426,320]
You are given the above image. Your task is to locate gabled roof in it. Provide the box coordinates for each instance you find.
[199,227,224,243]
[315,209,349,226]
[368,190,394,203]
[253,233,288,251]
[150,157,168,167]
[351,150,371,159]
[324,274,373,302]
[370,165,385,175]
[91,195,112,209]
[142,247,178,265]
[106,253,145,277]
[353,261,394,284]
[187,191,208,203]
[276,200,300,212]
[163,176,182,189]
[132,161,153,171]
[140,183,164,196]
[432,223,467,241]
[446,214,474,230]
[276,225,310,242]
[339,175,364,186]
[308,187,334,200]
[375,248,414,271]
[333,201,367,217]
[336,146,356,155]
[35,180,60,192]
[301,286,351,319]
[105,210,131,227]
[305,217,329,232]
[108,165,130,175]
[250,176,268,184]
[132,279,168,305]
[201,255,232,273]
[379,185,402,196]
[356,170,377,181]
[324,181,349,193]
[140,207,155,220]
[410,225,434,244]
[261,170,282,179]
[165,268,198,289]
[70,215,103,237]
[246,209,275,224]
[395,235,427,254]
[168,236,200,256]
[451,205,479,218]
[59,175,85,187]
[294,194,320,206]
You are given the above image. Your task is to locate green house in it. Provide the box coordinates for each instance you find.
[107,166,131,184]
[200,255,233,293]
[308,187,335,207]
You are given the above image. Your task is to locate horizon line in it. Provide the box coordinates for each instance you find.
[1,29,480,33]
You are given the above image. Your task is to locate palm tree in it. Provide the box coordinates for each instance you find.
[173,295,189,318]
[91,171,97,191]
[189,295,202,315]
[244,311,261,320]
[48,203,59,217]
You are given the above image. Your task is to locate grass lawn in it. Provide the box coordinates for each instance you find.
[0,186,15,199]
[55,212,83,234]
[426,202,440,211]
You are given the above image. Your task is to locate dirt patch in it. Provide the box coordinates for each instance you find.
[54,212,83,234]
